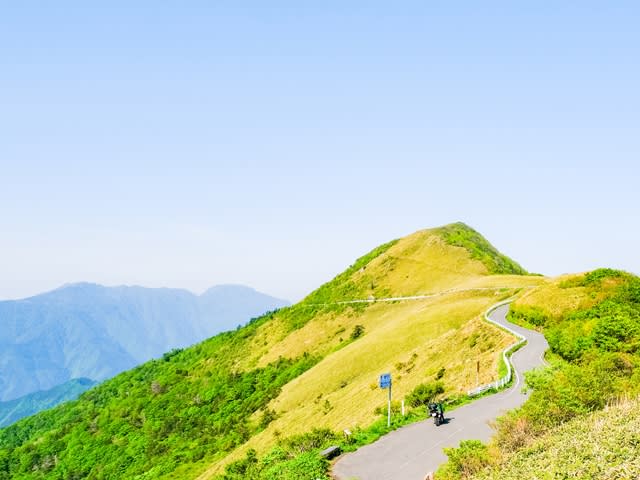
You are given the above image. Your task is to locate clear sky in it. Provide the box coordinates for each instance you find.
[1,2,639,302]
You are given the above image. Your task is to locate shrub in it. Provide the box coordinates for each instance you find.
[406,382,444,408]
[278,428,338,455]
[350,325,365,340]
[508,305,548,327]
[437,440,493,479]
[373,401,402,415]
[259,408,277,429]
[582,268,625,285]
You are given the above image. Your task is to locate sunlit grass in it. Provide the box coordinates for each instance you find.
[475,398,640,479]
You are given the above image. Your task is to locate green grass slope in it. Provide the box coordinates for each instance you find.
[0,224,538,480]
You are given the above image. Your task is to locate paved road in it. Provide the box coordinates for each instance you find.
[332,303,549,480]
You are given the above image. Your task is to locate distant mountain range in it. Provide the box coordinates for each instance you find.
[0,283,289,407]
[0,378,97,428]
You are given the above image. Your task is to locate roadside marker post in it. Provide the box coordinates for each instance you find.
[379,373,392,427]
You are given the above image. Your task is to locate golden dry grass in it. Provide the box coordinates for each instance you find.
[350,230,488,297]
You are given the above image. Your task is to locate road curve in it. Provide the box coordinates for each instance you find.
[332,303,549,480]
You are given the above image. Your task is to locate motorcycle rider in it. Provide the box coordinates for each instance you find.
[428,401,445,425]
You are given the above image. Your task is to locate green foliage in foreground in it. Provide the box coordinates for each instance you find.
[439,269,640,479]
[474,399,640,480]
[438,222,528,276]
[219,429,338,480]
[437,440,492,480]
[0,309,320,480]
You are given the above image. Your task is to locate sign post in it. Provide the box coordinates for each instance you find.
[379,373,392,427]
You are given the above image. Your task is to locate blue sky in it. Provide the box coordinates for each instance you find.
[1,2,639,301]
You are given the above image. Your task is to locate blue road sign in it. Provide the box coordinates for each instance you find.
[379,373,392,389]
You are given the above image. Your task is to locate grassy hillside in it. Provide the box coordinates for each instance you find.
[474,398,640,480]
[0,223,541,480]
[437,268,640,480]
[205,291,517,476]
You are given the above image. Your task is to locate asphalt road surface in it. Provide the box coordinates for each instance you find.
[332,303,549,480]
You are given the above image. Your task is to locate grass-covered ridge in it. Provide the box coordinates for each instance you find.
[438,222,528,275]
[302,239,399,305]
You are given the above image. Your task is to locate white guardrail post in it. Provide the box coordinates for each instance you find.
[467,299,526,397]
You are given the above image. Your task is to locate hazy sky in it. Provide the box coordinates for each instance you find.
[1,2,639,302]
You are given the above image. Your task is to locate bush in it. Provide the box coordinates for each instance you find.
[582,268,625,285]
[406,382,444,408]
[508,305,548,327]
[437,440,493,479]
[259,408,277,429]
[350,325,365,340]
[258,451,328,480]
[222,429,336,480]
[278,428,338,455]
[373,401,402,416]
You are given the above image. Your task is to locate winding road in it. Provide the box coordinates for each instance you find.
[332,303,549,480]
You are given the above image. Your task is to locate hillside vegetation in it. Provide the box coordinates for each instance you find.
[0,223,539,480]
[475,399,640,480]
[439,222,527,276]
[437,268,640,480]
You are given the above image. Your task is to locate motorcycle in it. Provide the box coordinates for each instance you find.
[428,402,445,426]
